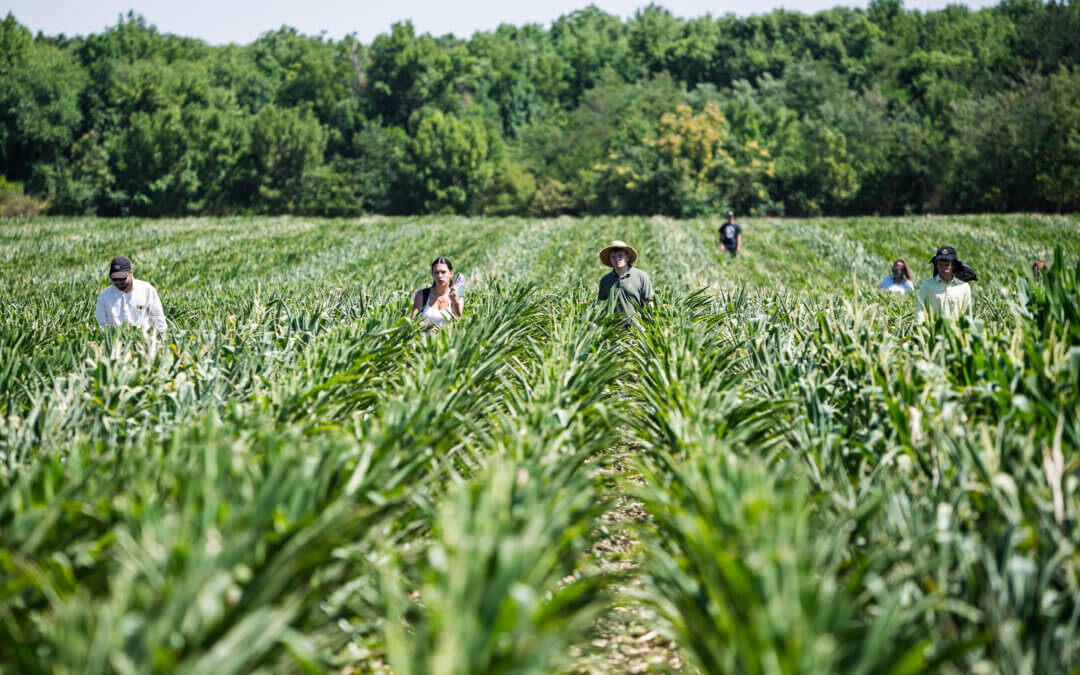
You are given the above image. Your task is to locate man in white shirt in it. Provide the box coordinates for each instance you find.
[95,256,167,333]
[915,246,973,324]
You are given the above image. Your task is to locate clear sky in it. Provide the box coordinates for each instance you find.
[5,0,1002,45]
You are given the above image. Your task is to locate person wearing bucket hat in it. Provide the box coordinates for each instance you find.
[597,240,653,314]
[95,255,167,332]
[915,246,975,324]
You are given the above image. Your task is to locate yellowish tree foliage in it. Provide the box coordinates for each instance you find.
[592,102,775,216]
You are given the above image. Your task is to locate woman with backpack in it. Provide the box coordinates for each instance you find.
[411,256,463,330]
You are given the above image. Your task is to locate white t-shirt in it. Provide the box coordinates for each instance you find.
[95,279,167,332]
[880,276,914,294]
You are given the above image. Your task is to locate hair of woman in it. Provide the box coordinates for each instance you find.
[431,256,453,272]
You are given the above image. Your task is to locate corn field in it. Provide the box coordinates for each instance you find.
[1,214,1079,674]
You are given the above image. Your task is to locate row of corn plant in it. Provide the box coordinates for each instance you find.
[1,213,1077,673]
[1,284,603,672]
[621,242,1077,672]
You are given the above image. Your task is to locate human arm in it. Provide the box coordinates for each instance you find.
[411,290,423,319]
[148,287,167,333]
[642,273,654,308]
[449,284,463,317]
[95,291,108,327]
[914,284,927,325]
[961,283,973,319]
[736,232,742,253]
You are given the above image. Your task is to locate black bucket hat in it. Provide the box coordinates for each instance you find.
[930,246,977,282]
[929,246,958,263]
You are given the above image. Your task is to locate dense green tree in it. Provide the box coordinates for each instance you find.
[821,87,942,214]
[247,104,327,213]
[345,120,409,213]
[628,5,683,77]
[0,14,86,187]
[40,130,113,214]
[594,101,776,216]
[549,7,637,108]
[1003,0,1080,73]
[2,2,1080,217]
[467,25,562,139]
[949,66,1080,212]
[365,22,480,126]
[397,107,496,214]
[520,72,684,211]
[249,28,352,124]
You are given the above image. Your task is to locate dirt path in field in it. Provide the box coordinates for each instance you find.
[570,446,688,674]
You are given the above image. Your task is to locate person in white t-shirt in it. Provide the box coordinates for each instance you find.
[880,259,914,294]
[95,256,167,333]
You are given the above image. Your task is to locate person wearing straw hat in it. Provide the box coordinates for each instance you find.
[597,240,653,314]
[915,246,975,324]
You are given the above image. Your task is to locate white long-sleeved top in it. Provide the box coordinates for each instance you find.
[915,275,972,324]
[95,279,167,332]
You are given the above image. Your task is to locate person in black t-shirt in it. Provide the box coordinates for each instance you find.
[718,211,742,257]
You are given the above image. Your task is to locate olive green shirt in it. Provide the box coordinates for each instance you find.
[597,266,654,314]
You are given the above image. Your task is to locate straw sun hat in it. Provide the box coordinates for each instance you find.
[598,240,639,267]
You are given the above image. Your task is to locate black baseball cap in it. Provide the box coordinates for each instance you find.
[726,210,735,217]
[930,246,958,263]
[109,256,132,276]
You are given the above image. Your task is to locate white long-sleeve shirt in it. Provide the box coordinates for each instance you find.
[915,275,972,324]
[95,279,167,332]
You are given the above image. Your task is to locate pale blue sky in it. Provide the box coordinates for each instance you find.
[5,0,1002,45]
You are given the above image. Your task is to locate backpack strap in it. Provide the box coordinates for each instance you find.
[422,287,431,308]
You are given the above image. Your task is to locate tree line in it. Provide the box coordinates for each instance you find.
[1,0,1078,218]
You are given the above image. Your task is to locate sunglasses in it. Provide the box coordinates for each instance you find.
[111,276,128,283]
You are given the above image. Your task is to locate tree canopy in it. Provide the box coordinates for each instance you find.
[2,2,1079,217]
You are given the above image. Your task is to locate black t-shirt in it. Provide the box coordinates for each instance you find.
[719,222,741,250]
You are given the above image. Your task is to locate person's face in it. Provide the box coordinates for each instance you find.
[111,269,132,290]
[936,259,954,277]
[727,214,735,223]
[432,263,452,286]
[892,264,904,278]
[609,250,628,268]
